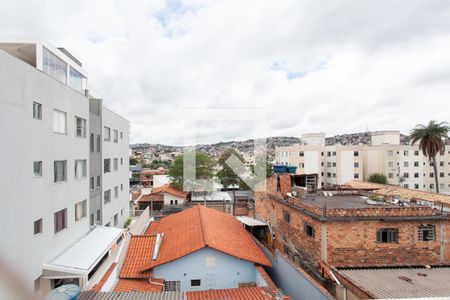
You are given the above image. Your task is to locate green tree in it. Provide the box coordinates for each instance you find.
[217,149,247,190]
[368,173,387,184]
[129,157,138,165]
[410,120,450,193]
[168,152,215,190]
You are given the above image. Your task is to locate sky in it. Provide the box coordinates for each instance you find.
[1,0,450,145]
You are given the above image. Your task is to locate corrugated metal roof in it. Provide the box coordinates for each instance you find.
[78,291,185,300]
[338,267,450,298]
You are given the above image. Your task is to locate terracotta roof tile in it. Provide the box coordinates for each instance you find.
[144,222,160,236]
[187,287,275,300]
[131,192,141,201]
[151,184,188,198]
[138,194,164,203]
[140,205,271,272]
[344,180,450,206]
[120,236,156,278]
[114,279,163,292]
[255,266,277,292]
[91,263,117,291]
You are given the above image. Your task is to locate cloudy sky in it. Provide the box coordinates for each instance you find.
[1,0,450,145]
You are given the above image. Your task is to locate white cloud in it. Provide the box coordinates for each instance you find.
[1,0,450,144]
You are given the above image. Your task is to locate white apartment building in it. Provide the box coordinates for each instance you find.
[275,131,450,194]
[0,38,130,296]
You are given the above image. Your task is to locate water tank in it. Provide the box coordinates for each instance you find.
[273,165,287,173]
[45,284,81,300]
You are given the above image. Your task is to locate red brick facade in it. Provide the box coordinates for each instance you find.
[255,174,450,269]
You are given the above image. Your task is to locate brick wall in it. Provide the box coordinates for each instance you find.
[327,220,446,267]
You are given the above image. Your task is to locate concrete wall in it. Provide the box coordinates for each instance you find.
[259,247,332,300]
[0,49,90,293]
[153,247,260,291]
[89,98,102,225]
[163,193,186,206]
[102,107,130,227]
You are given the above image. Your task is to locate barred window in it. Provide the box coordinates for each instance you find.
[418,225,435,241]
[376,228,398,243]
[164,281,180,292]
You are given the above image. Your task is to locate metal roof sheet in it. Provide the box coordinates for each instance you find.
[338,267,450,298]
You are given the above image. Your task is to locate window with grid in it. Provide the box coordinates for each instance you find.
[75,200,87,221]
[304,223,315,238]
[53,109,67,134]
[418,225,435,241]
[191,279,201,287]
[54,160,67,182]
[376,228,398,243]
[75,116,86,137]
[75,160,87,179]
[164,281,180,291]
[33,102,42,120]
[54,208,67,233]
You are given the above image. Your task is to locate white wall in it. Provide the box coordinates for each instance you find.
[101,107,130,227]
[163,193,186,206]
[0,49,90,293]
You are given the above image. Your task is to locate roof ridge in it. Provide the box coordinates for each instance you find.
[197,205,209,246]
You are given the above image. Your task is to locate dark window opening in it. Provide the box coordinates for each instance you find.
[376,228,398,243]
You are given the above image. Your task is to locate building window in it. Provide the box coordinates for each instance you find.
[299,151,304,157]
[90,177,94,190]
[299,163,304,168]
[97,175,101,188]
[354,162,359,168]
[104,159,111,173]
[327,162,331,167]
[164,281,180,292]
[43,47,67,83]
[332,162,336,167]
[114,158,118,171]
[33,102,42,120]
[33,161,42,177]
[54,208,67,233]
[430,184,434,189]
[414,161,419,167]
[34,218,43,235]
[90,134,94,152]
[190,279,201,287]
[414,150,419,156]
[418,225,435,241]
[104,190,111,204]
[114,214,118,226]
[354,173,359,179]
[113,129,118,143]
[376,228,398,243]
[414,172,419,178]
[75,200,87,221]
[283,210,290,224]
[304,223,315,238]
[354,151,359,156]
[120,157,123,165]
[388,161,393,168]
[403,150,409,156]
[69,67,86,93]
[90,213,94,226]
[430,173,434,178]
[170,200,173,205]
[75,116,86,137]
[440,172,445,178]
[53,109,67,134]
[283,244,289,255]
[332,173,336,178]
[327,172,331,178]
[104,126,111,141]
[120,131,123,139]
[403,183,409,189]
[114,186,119,198]
[414,184,419,189]
[74,159,87,179]
[96,210,101,222]
[121,184,123,191]
[96,135,101,152]
[54,160,67,182]
[327,152,331,157]
[403,172,409,178]
[388,173,394,178]
[388,150,393,157]
[404,161,409,167]
[175,200,178,205]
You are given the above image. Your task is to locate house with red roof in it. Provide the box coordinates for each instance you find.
[115,205,274,293]
[137,184,188,210]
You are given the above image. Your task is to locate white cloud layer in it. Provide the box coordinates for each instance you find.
[1,0,450,144]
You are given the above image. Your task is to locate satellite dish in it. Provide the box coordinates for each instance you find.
[45,284,80,300]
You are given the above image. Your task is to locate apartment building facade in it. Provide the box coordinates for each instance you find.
[0,38,129,296]
[275,131,450,193]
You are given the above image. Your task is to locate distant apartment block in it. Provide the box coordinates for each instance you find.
[275,131,450,193]
[0,38,129,296]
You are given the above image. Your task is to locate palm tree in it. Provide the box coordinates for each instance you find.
[410,120,450,193]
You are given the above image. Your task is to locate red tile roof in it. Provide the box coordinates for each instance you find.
[120,236,156,279]
[137,194,164,203]
[187,287,275,300]
[114,279,163,292]
[151,184,187,198]
[91,263,117,291]
[131,192,141,201]
[144,221,160,235]
[139,205,271,272]
[256,266,277,292]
